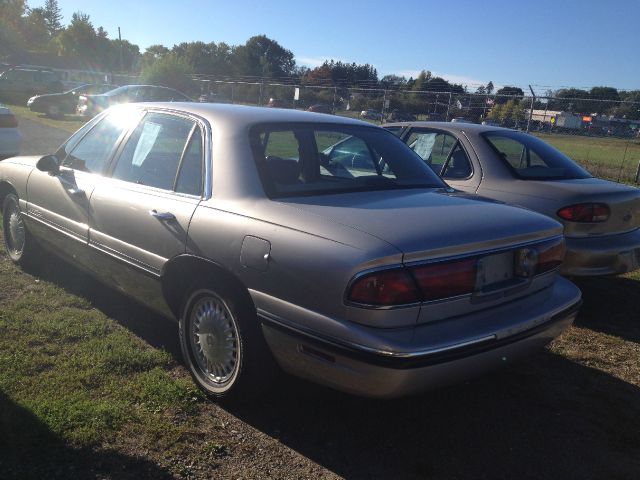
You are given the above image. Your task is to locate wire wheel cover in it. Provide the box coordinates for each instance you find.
[189,295,240,385]
[5,200,25,256]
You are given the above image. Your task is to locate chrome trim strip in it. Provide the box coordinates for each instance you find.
[23,210,87,244]
[258,308,496,359]
[88,241,160,277]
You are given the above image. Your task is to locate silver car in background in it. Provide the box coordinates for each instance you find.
[385,122,640,276]
[0,104,581,401]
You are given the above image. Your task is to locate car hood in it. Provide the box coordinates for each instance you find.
[276,188,562,262]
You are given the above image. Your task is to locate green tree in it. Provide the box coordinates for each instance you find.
[141,54,196,94]
[232,35,296,78]
[23,7,50,49]
[142,44,171,66]
[43,0,63,36]
[495,86,524,104]
[56,12,97,61]
[0,0,27,56]
[486,81,494,95]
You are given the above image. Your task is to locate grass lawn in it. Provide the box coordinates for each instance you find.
[533,133,640,182]
[9,103,86,134]
[1,217,640,478]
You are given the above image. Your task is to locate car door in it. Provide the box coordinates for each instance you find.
[88,110,205,310]
[403,128,481,193]
[25,111,137,262]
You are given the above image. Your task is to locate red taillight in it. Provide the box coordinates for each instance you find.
[0,114,17,128]
[347,238,564,307]
[347,269,420,306]
[534,238,566,274]
[410,258,477,301]
[557,203,610,223]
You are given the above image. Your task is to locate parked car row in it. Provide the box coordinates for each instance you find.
[26,84,194,118]
[0,103,637,404]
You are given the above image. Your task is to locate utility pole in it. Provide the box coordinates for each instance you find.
[526,84,536,133]
[118,27,124,73]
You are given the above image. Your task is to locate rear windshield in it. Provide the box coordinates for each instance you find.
[482,130,592,180]
[250,123,446,198]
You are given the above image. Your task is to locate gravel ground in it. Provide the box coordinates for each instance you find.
[3,115,639,480]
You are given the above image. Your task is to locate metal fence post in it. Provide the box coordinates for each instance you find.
[635,158,640,184]
[382,89,387,119]
[332,87,337,112]
[445,92,452,121]
[259,80,264,106]
[526,96,535,133]
[231,82,235,104]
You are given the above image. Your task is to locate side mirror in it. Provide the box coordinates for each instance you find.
[36,155,60,176]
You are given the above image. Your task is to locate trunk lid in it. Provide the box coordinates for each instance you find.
[280,188,563,262]
[524,178,640,237]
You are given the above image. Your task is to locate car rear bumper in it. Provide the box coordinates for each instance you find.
[0,128,22,159]
[259,277,581,398]
[562,228,640,276]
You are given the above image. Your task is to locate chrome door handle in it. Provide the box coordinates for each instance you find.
[67,187,85,196]
[149,209,176,221]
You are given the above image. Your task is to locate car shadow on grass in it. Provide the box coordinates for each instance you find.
[20,255,640,479]
[22,255,182,362]
[230,351,640,480]
[0,391,174,480]
[572,275,640,343]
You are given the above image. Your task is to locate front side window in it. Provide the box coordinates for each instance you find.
[483,131,592,180]
[406,130,472,179]
[62,111,135,174]
[251,124,445,197]
[112,112,196,191]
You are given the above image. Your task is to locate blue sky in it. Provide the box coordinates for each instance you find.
[49,0,640,92]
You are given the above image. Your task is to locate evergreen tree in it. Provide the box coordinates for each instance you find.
[43,0,63,35]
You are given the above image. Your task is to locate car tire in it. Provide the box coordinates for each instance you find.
[46,104,61,118]
[2,193,37,265]
[179,283,277,402]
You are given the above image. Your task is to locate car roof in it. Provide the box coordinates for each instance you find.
[382,121,517,134]
[129,103,373,128]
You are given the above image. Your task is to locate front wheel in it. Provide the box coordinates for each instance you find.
[179,285,276,402]
[2,193,36,265]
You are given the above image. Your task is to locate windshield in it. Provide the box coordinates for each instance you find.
[251,123,446,198]
[482,130,592,180]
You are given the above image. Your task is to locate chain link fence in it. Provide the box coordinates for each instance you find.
[193,77,640,184]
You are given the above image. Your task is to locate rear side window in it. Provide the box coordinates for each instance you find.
[406,130,472,179]
[175,131,203,196]
[483,131,591,180]
[112,112,196,191]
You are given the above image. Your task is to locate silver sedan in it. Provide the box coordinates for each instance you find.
[1,104,581,401]
[384,121,640,276]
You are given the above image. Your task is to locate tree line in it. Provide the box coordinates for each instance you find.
[1,0,638,120]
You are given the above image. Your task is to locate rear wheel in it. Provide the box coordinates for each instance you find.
[46,104,61,118]
[179,284,276,402]
[2,193,36,265]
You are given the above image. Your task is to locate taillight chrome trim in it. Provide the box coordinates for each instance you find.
[345,236,564,309]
